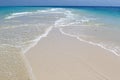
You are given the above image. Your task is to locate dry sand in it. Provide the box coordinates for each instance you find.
[26,28,120,80]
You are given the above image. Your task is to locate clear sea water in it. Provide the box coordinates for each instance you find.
[0,6,120,56]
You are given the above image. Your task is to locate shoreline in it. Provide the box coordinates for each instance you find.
[25,28,120,80]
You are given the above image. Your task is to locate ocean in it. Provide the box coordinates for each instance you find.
[0,6,120,56]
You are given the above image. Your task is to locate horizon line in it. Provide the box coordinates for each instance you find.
[0,5,120,7]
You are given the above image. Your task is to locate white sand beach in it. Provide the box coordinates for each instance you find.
[26,28,120,80]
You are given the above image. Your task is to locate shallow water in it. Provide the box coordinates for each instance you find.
[0,6,120,56]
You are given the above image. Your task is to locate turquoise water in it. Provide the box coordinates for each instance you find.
[0,6,120,56]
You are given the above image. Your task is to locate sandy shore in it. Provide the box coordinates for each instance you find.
[26,28,120,80]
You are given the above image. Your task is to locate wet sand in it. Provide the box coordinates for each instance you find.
[26,28,120,80]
